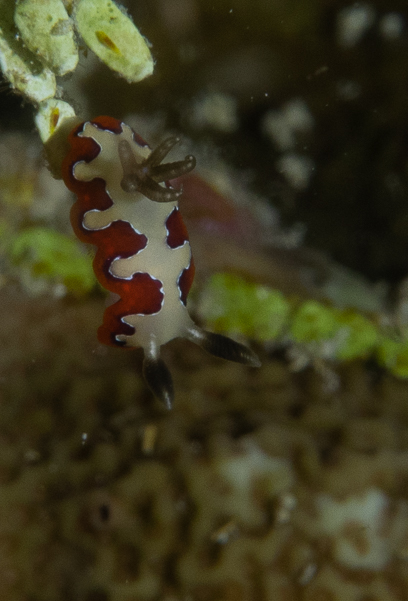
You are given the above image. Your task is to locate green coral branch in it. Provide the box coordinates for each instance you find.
[74,0,154,84]
[0,0,154,142]
[199,273,408,380]
[15,0,78,77]
[0,0,57,103]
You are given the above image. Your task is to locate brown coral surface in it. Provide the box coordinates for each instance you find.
[0,285,407,601]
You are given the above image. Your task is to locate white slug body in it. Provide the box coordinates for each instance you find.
[63,116,260,408]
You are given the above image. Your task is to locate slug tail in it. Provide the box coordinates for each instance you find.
[143,355,174,410]
[187,326,261,368]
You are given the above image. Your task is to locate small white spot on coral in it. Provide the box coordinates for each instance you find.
[276,153,315,190]
[379,12,404,39]
[316,488,392,570]
[336,4,376,47]
[189,92,238,133]
[262,98,314,151]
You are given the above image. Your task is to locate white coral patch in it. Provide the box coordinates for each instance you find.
[316,488,392,570]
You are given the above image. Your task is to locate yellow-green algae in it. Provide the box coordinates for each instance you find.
[200,272,290,341]
[199,272,408,379]
[290,300,338,343]
[10,226,95,294]
[377,335,408,379]
[335,311,378,361]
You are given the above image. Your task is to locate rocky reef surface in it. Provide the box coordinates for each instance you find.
[0,285,407,600]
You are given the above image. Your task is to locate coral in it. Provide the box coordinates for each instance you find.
[14,0,78,77]
[0,286,408,599]
[0,0,56,103]
[74,0,154,84]
[0,0,154,142]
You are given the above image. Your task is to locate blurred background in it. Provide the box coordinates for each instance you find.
[1,1,408,599]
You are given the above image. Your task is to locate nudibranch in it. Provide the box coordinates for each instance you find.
[62,116,260,408]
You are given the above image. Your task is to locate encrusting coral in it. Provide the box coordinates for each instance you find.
[0,286,408,600]
[0,0,154,143]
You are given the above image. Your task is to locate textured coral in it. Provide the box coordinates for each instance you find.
[0,286,407,600]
